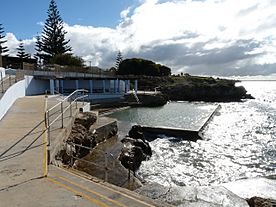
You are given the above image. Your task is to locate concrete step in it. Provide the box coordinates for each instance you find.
[49,165,171,207]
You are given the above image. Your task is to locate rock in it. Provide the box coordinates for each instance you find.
[246,197,276,207]
[119,125,153,174]
[91,118,118,143]
[119,146,145,172]
[56,112,98,164]
[121,137,152,157]
[75,112,97,129]
[124,93,168,107]
[129,125,145,140]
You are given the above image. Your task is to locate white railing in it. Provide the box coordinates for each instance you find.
[45,89,88,147]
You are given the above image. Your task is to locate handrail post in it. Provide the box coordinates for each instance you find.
[83,90,85,105]
[70,100,72,117]
[47,111,51,146]
[9,74,11,86]
[104,152,108,182]
[1,72,3,93]
[61,102,64,128]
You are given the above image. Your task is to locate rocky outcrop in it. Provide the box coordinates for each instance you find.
[56,112,118,166]
[161,83,254,102]
[124,93,168,107]
[56,112,97,165]
[119,125,152,174]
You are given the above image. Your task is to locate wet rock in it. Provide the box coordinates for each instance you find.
[75,136,143,190]
[246,196,276,207]
[129,125,145,141]
[119,125,152,174]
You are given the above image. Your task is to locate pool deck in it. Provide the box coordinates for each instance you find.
[140,104,221,141]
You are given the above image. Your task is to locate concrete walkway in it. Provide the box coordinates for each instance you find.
[0,96,168,207]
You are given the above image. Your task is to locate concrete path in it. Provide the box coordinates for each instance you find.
[0,96,167,207]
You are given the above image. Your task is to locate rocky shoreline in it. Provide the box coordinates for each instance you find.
[136,75,254,103]
[55,108,275,207]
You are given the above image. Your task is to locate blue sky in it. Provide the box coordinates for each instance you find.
[1,0,136,39]
[1,0,276,76]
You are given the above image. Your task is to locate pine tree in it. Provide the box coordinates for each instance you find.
[0,24,9,55]
[16,41,29,59]
[34,35,46,67]
[40,0,71,61]
[115,51,123,70]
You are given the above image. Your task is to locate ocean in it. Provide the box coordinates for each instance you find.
[108,81,276,187]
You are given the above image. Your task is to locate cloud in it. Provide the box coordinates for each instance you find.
[5,33,36,57]
[5,0,276,76]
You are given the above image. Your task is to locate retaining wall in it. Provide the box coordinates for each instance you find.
[0,80,26,120]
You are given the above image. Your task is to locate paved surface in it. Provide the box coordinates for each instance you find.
[0,96,166,207]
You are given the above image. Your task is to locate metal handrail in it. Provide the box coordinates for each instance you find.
[45,89,88,147]
[66,142,116,182]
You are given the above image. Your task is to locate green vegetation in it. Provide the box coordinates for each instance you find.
[16,41,30,59]
[115,51,123,70]
[136,75,251,102]
[50,54,84,67]
[36,0,72,64]
[0,24,8,55]
[117,58,171,76]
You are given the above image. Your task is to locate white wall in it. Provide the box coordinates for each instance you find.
[0,67,5,79]
[0,80,25,120]
[25,76,49,95]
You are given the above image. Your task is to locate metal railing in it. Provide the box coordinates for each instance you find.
[0,73,19,94]
[20,69,116,79]
[45,89,88,147]
[66,142,116,182]
[132,89,140,103]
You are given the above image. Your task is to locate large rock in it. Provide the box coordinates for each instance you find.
[56,112,97,165]
[119,125,152,174]
[246,196,276,207]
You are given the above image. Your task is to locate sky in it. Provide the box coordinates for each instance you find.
[1,0,276,76]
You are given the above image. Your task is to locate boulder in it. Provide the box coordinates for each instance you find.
[246,197,276,207]
[128,125,145,141]
[119,125,152,174]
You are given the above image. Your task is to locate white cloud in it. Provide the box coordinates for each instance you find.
[5,0,276,76]
[5,33,36,57]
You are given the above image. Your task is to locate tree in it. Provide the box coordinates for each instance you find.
[51,54,84,67]
[117,58,171,76]
[16,41,29,59]
[115,51,123,70]
[39,0,71,61]
[34,35,47,67]
[0,24,9,55]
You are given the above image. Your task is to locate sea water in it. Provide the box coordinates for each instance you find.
[109,81,276,187]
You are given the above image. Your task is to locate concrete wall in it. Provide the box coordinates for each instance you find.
[25,76,49,95]
[0,80,25,120]
[0,67,5,79]
[5,68,16,75]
